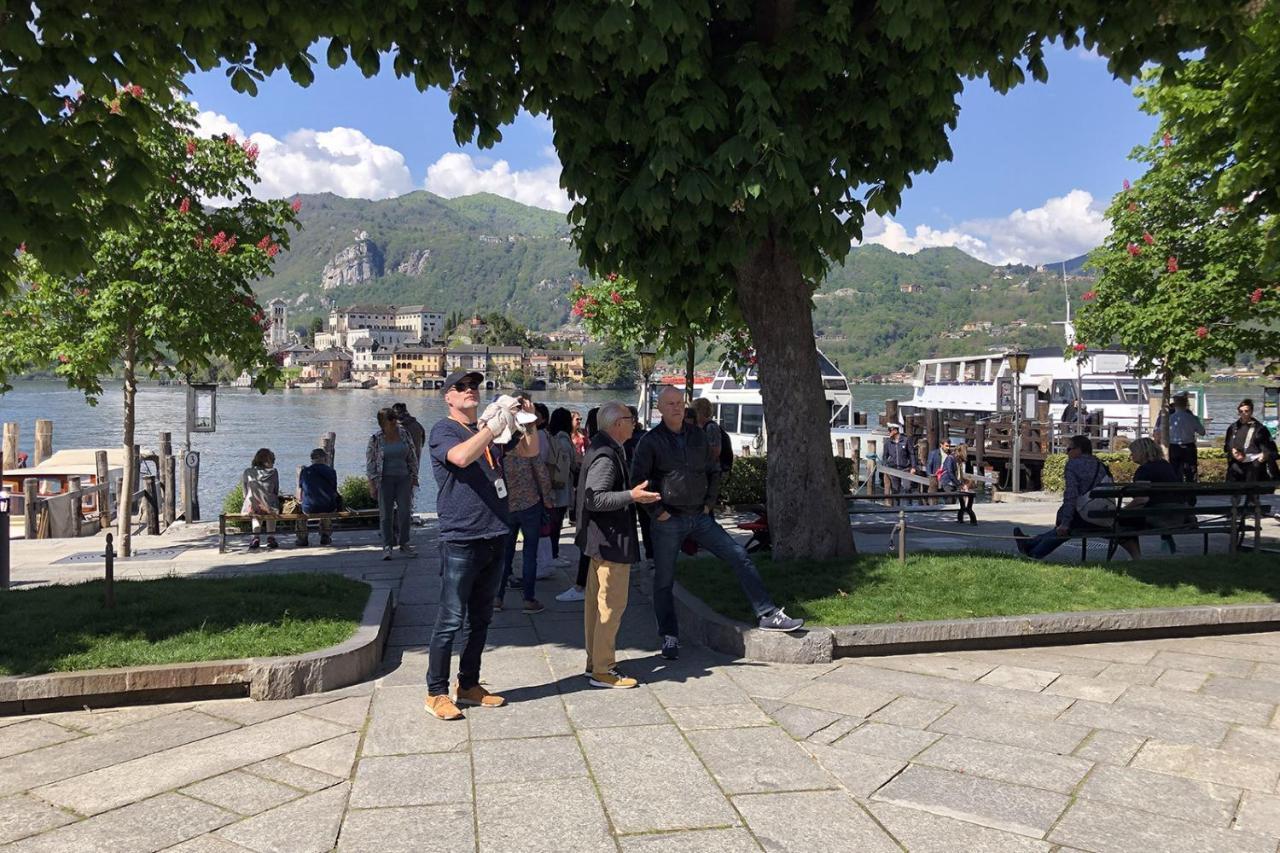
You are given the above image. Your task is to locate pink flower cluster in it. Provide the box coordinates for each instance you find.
[1251,288,1265,304]
[1142,232,1154,245]
[1196,326,1209,339]
[1073,343,1087,352]
[1082,290,1096,301]
[186,139,198,156]
[256,235,280,258]
[610,290,622,304]
[122,84,144,98]
[210,232,237,255]
[1162,132,1173,148]
[606,272,619,282]
[571,295,598,318]
[178,197,191,214]
[1166,256,1178,273]
[1126,243,1141,257]
[291,199,302,213]
[241,141,259,163]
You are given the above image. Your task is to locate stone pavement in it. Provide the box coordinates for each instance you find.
[6,532,1280,851]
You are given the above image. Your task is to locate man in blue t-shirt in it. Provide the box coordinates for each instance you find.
[425,370,540,721]
[296,448,339,546]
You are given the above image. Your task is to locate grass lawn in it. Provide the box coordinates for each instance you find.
[676,551,1280,626]
[0,574,369,677]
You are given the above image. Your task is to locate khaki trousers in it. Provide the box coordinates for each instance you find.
[584,558,630,674]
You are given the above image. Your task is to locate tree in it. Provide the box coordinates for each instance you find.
[1075,130,1279,445]
[309,316,325,343]
[0,96,299,556]
[1,3,1254,559]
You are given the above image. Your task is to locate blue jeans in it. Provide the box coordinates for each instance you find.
[378,474,413,548]
[503,504,543,602]
[427,536,506,696]
[650,511,776,637]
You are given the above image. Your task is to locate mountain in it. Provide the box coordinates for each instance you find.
[256,192,1096,376]
[256,191,585,332]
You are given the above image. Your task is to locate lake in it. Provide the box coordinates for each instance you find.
[0,380,1263,514]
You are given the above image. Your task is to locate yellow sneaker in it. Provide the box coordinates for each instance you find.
[455,683,506,708]
[424,694,464,720]
[589,669,638,689]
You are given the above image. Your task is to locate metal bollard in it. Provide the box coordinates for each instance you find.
[104,532,115,609]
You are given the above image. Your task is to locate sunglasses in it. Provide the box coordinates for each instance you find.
[452,380,480,392]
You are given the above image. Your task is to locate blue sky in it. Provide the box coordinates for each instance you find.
[186,44,1157,265]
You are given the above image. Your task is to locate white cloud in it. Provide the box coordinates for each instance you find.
[861,189,1109,265]
[424,152,571,212]
[192,107,414,201]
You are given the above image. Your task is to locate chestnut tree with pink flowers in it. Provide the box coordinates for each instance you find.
[0,96,299,554]
[1075,123,1279,446]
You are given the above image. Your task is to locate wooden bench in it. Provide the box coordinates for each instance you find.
[218,509,380,553]
[1068,481,1276,562]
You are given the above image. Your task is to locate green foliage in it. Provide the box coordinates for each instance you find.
[719,455,854,506]
[467,312,547,348]
[1041,448,1227,491]
[1075,121,1278,393]
[677,551,1280,626]
[223,484,245,517]
[583,340,639,387]
[0,574,368,676]
[339,476,376,510]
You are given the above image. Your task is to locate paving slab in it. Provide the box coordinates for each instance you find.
[1152,668,1209,692]
[284,732,361,779]
[1149,650,1258,677]
[362,685,470,755]
[859,654,995,682]
[915,734,1092,794]
[824,663,1073,719]
[866,695,952,729]
[199,695,339,727]
[241,757,343,792]
[215,782,350,853]
[927,706,1089,754]
[3,792,236,853]
[1072,729,1147,766]
[766,704,843,740]
[872,764,1069,838]
[1117,682,1276,726]
[1204,674,1280,705]
[1057,698,1230,747]
[471,735,587,784]
[164,836,253,852]
[647,671,753,708]
[1042,674,1129,704]
[799,742,905,799]
[805,715,859,745]
[476,777,614,853]
[617,827,761,852]
[0,720,79,759]
[665,702,774,731]
[836,721,941,760]
[732,790,899,853]
[1131,740,1280,792]
[32,712,350,815]
[867,800,1053,852]
[465,689,573,740]
[300,695,372,728]
[1221,724,1280,762]
[180,769,304,815]
[562,685,670,729]
[1077,763,1241,827]
[0,794,76,845]
[578,724,737,833]
[337,805,474,853]
[34,702,193,735]
[1233,791,1280,837]
[1049,797,1276,853]
[349,753,472,808]
[784,680,897,718]
[976,664,1058,692]
[688,727,838,795]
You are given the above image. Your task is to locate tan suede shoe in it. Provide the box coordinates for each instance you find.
[424,694,464,720]
[455,683,506,708]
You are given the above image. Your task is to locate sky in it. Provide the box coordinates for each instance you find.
[185,44,1158,267]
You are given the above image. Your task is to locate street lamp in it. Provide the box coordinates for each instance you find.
[1005,349,1030,493]
[0,489,10,590]
[638,348,657,425]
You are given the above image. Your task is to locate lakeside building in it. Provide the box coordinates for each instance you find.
[265,298,289,351]
[391,344,446,387]
[298,348,353,388]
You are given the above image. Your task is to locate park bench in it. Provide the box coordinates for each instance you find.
[218,508,380,553]
[1068,481,1276,562]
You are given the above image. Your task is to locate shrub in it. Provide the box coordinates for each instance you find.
[223,484,244,516]
[718,455,854,506]
[1042,447,1228,491]
[340,476,377,510]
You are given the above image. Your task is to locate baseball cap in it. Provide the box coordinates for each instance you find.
[442,370,484,395]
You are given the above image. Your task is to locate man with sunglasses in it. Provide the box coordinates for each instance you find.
[1225,398,1276,484]
[424,370,539,721]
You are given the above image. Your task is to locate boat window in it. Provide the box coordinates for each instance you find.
[963,362,980,382]
[1051,380,1077,404]
[743,378,760,390]
[740,404,764,436]
[914,363,927,385]
[712,380,724,390]
[719,403,740,433]
[1119,383,1145,403]
[720,376,739,390]
[822,378,848,390]
[1081,384,1120,402]
[816,352,841,377]
[940,362,958,383]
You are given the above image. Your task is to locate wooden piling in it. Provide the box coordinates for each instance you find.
[33,419,53,466]
[68,476,83,538]
[885,399,900,427]
[144,475,160,535]
[322,432,336,467]
[95,450,111,531]
[23,478,38,539]
[835,438,846,458]
[2,422,17,471]
[974,422,986,472]
[158,432,175,527]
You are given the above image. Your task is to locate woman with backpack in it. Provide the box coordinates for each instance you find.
[1012,434,1138,560]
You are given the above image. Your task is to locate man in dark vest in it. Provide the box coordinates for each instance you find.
[575,401,661,688]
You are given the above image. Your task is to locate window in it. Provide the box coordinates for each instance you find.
[1051,380,1077,404]
[1119,383,1146,403]
[740,404,764,436]
[1081,384,1120,402]
[719,403,740,432]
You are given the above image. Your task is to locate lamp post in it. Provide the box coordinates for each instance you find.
[1005,349,1030,493]
[0,489,10,590]
[638,348,657,426]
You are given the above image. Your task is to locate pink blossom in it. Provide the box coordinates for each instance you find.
[241,141,259,163]
[1162,132,1172,148]
[1082,290,1096,301]
[178,197,191,214]
[1073,343,1087,352]
[126,84,144,98]
[225,135,237,146]
[108,100,122,115]
[606,272,619,282]
[186,139,197,156]
[291,199,302,213]
[57,354,70,364]
[1142,232,1154,245]
[266,243,280,258]
[1196,326,1209,339]
[1126,243,1140,257]
[75,287,89,297]
[1167,256,1178,273]
[610,290,622,304]
[256,235,271,250]
[1251,288,1264,304]
[1123,179,1130,191]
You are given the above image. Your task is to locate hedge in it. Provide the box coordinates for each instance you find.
[719,455,855,506]
[222,475,376,520]
[1041,447,1227,492]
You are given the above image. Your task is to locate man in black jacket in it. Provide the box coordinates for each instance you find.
[575,401,661,688]
[632,387,803,662]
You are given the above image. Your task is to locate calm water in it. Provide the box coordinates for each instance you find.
[0,380,1262,514]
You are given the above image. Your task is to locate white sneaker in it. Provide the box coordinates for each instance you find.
[555,586,586,603]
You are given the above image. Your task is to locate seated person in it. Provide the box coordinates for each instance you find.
[1012,435,1137,560]
[297,448,341,546]
[1122,438,1182,555]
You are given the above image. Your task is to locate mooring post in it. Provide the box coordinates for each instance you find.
[850,437,862,489]
[159,431,175,528]
[68,476,82,538]
[1,422,17,471]
[322,432,336,467]
[95,450,111,531]
[33,419,53,466]
[144,475,160,535]
[23,478,38,540]
[104,532,115,609]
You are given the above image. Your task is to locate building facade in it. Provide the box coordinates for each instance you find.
[299,349,353,387]
[265,298,289,351]
[392,344,447,386]
[394,305,446,345]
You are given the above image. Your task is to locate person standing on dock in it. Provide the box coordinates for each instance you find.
[423,372,537,721]
[367,408,420,561]
[1224,398,1276,484]
[882,423,919,503]
[633,386,803,663]
[1156,393,1205,483]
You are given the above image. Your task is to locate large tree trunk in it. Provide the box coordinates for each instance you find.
[119,332,137,558]
[736,229,856,560]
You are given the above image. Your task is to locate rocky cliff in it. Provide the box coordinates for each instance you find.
[321,232,384,289]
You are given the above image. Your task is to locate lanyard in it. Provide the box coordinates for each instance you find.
[451,417,495,471]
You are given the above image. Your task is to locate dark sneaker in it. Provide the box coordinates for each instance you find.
[661,635,679,660]
[759,609,804,633]
[319,535,332,546]
[1012,527,1031,555]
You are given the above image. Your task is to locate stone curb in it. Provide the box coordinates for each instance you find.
[0,587,392,715]
[672,582,1280,663]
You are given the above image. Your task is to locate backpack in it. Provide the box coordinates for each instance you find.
[718,427,734,473]
[1075,459,1117,524]
[548,433,571,490]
